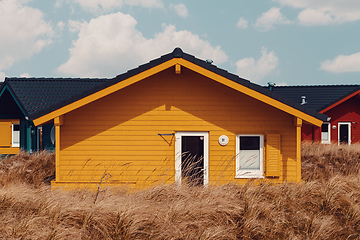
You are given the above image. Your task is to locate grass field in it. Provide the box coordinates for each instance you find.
[0,143,360,239]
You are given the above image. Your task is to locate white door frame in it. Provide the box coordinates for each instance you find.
[175,132,209,185]
[338,122,351,145]
[321,122,331,144]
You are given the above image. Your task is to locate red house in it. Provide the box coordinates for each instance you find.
[271,85,360,144]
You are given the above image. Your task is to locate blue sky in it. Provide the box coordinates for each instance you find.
[1,0,360,86]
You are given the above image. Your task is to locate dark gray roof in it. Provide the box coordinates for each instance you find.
[3,77,109,118]
[269,85,360,112]
[2,48,328,122]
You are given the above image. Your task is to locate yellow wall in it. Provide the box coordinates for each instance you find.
[0,119,20,155]
[53,67,299,189]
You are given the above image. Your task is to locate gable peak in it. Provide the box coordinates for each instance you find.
[172,47,183,58]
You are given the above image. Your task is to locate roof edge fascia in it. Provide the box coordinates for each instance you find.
[319,89,360,114]
[33,58,323,127]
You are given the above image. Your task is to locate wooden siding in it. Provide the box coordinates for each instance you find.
[326,97,360,144]
[302,96,360,144]
[265,134,281,177]
[54,67,299,189]
[0,119,20,154]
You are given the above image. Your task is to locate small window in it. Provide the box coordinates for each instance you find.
[321,123,330,144]
[236,135,264,178]
[12,123,20,148]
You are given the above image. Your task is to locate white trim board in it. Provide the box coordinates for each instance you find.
[338,122,351,145]
[175,132,209,185]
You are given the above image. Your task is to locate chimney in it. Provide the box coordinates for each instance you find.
[301,96,307,105]
[267,82,276,91]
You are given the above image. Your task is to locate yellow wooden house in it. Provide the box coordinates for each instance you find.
[31,48,326,189]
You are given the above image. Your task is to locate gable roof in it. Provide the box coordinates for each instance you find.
[269,85,360,113]
[23,48,327,126]
[0,77,109,119]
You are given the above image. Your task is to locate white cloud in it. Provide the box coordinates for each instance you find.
[172,3,189,18]
[56,0,123,13]
[0,0,53,74]
[275,0,360,25]
[20,73,31,78]
[124,0,163,8]
[68,20,85,33]
[58,12,228,77]
[320,52,360,73]
[235,47,279,83]
[236,17,248,29]
[254,7,292,31]
[56,0,163,14]
[57,21,65,31]
[276,82,288,86]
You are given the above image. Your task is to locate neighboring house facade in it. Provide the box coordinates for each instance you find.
[271,85,360,144]
[0,78,108,154]
[27,48,326,189]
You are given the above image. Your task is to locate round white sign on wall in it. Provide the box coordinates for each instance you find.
[218,135,229,146]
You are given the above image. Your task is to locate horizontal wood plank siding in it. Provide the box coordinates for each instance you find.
[0,119,20,154]
[57,67,298,188]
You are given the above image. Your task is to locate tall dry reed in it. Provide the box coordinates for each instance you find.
[0,151,55,187]
[0,144,359,239]
[302,142,360,181]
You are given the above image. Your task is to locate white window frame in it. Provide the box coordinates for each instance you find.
[321,122,331,144]
[338,122,351,145]
[236,134,264,178]
[175,132,209,185]
[12,123,20,148]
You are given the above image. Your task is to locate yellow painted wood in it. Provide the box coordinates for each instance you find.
[0,148,20,154]
[296,118,302,182]
[265,134,281,177]
[0,119,19,123]
[0,120,20,155]
[175,64,181,74]
[51,67,305,188]
[55,124,61,182]
[294,117,302,127]
[33,59,180,126]
[54,115,64,126]
[34,58,323,127]
[0,122,11,147]
[51,181,137,191]
[177,59,324,127]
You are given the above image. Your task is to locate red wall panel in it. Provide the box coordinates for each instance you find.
[302,96,360,143]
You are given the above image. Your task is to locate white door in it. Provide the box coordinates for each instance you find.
[175,132,209,185]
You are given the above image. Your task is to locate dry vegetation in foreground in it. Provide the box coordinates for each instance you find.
[0,143,360,239]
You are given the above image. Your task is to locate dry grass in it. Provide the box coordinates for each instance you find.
[0,144,359,239]
[302,141,360,181]
[0,151,55,187]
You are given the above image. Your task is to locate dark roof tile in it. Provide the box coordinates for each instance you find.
[4,77,109,119]
[269,85,360,112]
[172,47,183,57]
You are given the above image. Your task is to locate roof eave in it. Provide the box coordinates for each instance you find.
[319,89,360,113]
[33,57,325,127]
